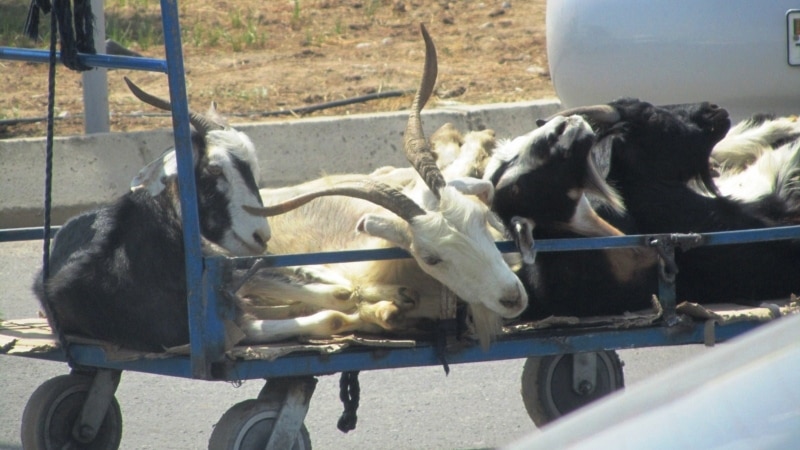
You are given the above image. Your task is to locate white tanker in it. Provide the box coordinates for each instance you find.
[546,0,800,121]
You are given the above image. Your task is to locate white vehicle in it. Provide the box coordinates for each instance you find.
[546,0,800,120]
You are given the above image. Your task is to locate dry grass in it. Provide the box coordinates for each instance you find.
[0,0,555,138]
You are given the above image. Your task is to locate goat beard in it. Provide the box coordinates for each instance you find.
[467,303,503,350]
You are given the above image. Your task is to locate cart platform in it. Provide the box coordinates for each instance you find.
[4,298,797,378]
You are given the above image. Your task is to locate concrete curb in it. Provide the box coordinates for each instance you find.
[0,99,560,228]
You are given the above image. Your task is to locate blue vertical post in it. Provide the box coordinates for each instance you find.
[159,0,225,378]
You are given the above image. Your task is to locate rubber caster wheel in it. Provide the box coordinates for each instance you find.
[21,373,123,449]
[209,399,312,450]
[521,351,624,427]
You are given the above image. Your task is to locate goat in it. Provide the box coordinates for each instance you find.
[711,114,800,205]
[239,25,528,346]
[553,98,800,304]
[438,98,800,320]
[478,113,659,319]
[711,113,800,176]
[33,79,271,352]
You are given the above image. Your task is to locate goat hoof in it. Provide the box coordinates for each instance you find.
[397,287,420,310]
[333,287,354,301]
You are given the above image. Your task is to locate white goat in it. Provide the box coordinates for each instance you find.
[238,25,528,347]
[712,114,800,202]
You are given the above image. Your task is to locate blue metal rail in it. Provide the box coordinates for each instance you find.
[0,47,168,72]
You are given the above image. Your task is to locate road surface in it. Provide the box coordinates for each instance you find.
[0,240,710,450]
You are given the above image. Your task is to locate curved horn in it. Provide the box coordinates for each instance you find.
[541,104,621,126]
[123,77,224,135]
[243,180,426,222]
[404,24,446,197]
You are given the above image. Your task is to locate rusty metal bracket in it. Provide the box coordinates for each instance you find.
[647,233,703,325]
[571,352,598,396]
[648,233,704,276]
[72,369,122,444]
[704,320,717,347]
[258,376,318,449]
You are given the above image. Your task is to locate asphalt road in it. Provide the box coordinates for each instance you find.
[0,240,710,450]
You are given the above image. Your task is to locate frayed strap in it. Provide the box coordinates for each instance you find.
[24,0,96,71]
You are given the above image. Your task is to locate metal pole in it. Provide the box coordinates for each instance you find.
[81,0,110,134]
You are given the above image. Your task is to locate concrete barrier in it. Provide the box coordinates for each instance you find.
[0,99,560,228]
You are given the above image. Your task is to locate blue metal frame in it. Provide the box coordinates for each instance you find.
[17,319,762,380]
[155,0,219,380]
[1,0,798,383]
[0,47,167,73]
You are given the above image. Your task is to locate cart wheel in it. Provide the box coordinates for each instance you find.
[209,399,312,450]
[21,373,123,449]
[521,351,624,427]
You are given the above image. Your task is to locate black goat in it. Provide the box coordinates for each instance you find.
[484,99,800,319]
[483,114,658,319]
[34,79,270,352]
[569,98,800,304]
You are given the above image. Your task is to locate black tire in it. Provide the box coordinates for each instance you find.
[521,351,624,427]
[208,399,311,450]
[21,373,123,449]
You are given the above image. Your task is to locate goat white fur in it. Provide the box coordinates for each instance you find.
[712,115,800,202]
[711,115,800,173]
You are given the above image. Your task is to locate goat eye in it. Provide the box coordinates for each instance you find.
[207,165,223,176]
[423,255,442,266]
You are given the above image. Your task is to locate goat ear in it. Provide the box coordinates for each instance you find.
[131,149,177,196]
[568,195,625,237]
[206,101,229,127]
[446,177,495,205]
[356,214,412,249]
[584,152,625,214]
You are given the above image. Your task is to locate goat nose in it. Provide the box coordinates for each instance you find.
[499,289,523,312]
[500,296,520,310]
[252,229,270,249]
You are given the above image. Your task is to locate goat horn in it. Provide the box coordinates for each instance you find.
[404,23,446,198]
[542,105,621,126]
[123,77,224,135]
[243,179,426,222]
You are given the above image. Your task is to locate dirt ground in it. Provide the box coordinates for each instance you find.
[0,0,554,139]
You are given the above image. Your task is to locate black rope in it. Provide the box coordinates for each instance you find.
[337,371,360,433]
[40,0,76,369]
[433,319,453,376]
[259,90,408,117]
[24,0,51,40]
[72,0,95,53]
[24,0,95,71]
[1,90,409,130]
[42,6,56,293]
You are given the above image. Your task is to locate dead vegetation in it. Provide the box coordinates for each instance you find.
[0,0,554,138]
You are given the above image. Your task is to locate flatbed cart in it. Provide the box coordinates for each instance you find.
[3,230,797,448]
[1,1,798,448]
